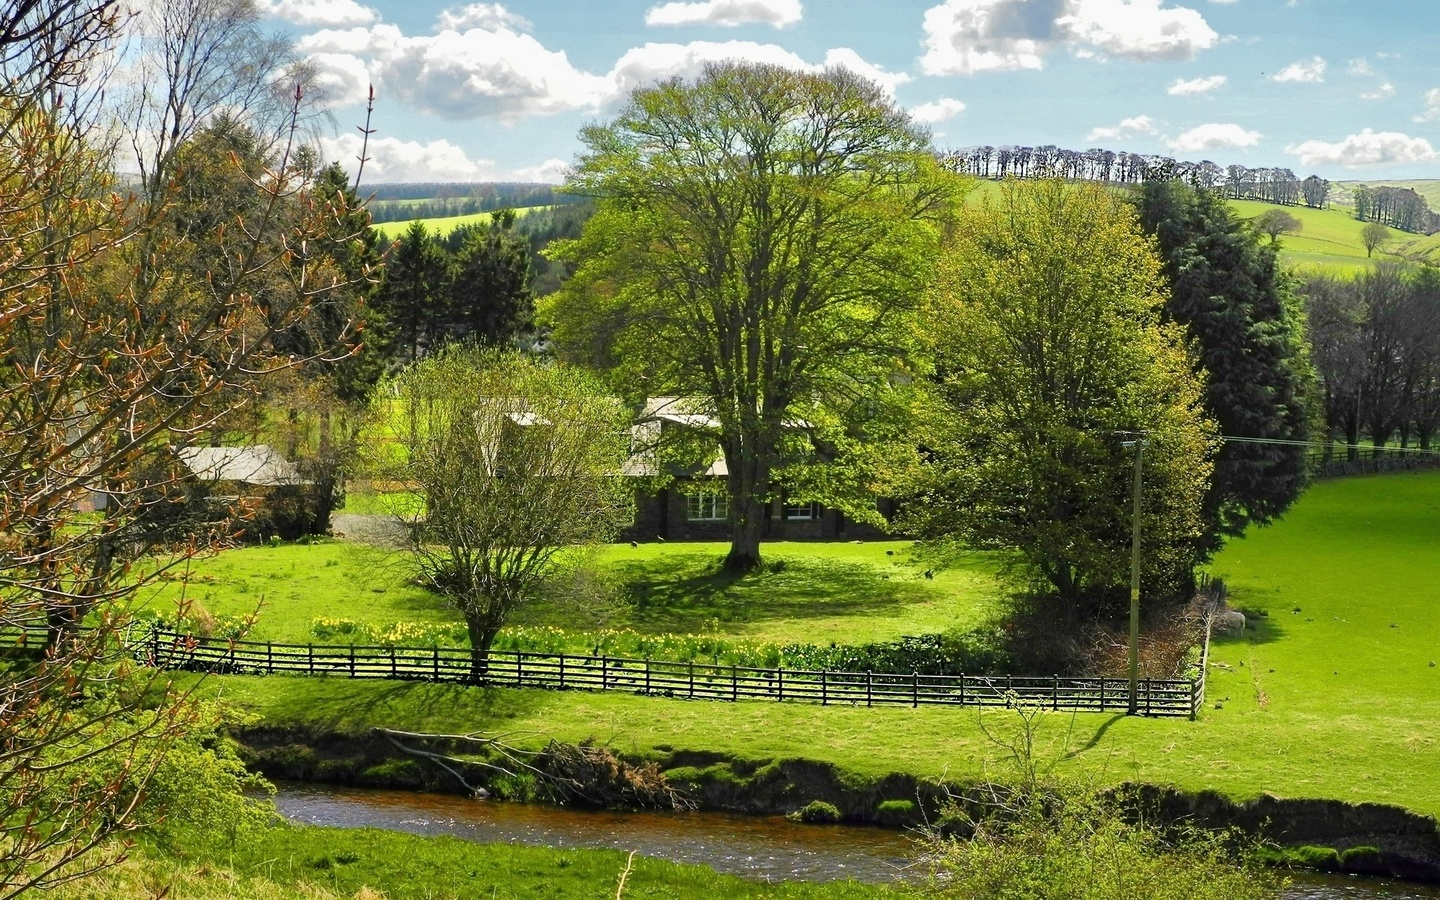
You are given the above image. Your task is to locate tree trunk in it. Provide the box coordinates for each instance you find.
[725,496,765,573]
[466,617,499,682]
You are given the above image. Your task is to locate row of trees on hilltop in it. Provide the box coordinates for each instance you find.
[1352,185,1440,235]
[942,145,1332,209]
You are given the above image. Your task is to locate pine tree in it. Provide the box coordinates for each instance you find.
[1133,181,1315,556]
[381,220,450,361]
[449,210,533,346]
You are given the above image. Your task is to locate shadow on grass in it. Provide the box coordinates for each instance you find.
[256,677,547,734]
[1064,713,1126,762]
[604,552,944,633]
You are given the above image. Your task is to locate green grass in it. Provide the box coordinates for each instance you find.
[200,470,1440,817]
[61,825,895,899]
[371,205,551,240]
[148,537,999,648]
[139,541,462,644]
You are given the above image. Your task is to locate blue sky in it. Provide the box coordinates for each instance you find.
[261,0,1440,183]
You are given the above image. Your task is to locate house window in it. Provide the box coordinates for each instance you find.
[686,491,728,521]
[784,500,819,520]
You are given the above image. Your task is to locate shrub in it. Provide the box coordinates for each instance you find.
[1339,845,1385,873]
[790,800,842,824]
[1288,845,1341,870]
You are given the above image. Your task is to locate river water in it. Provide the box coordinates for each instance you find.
[272,784,1440,898]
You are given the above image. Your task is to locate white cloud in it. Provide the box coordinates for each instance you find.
[1060,0,1217,61]
[644,0,802,28]
[1285,129,1437,167]
[436,3,532,31]
[607,41,909,102]
[298,18,610,121]
[1415,88,1440,123]
[1348,58,1374,76]
[1166,122,1261,152]
[920,0,1216,75]
[257,0,377,27]
[910,97,967,124]
[1272,56,1325,83]
[1168,74,1226,95]
[1361,82,1394,101]
[1085,114,1158,142]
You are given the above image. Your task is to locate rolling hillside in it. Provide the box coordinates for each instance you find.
[371,205,552,240]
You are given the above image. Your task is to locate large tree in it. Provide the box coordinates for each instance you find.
[1133,181,1314,556]
[380,349,633,674]
[544,61,952,571]
[905,181,1216,613]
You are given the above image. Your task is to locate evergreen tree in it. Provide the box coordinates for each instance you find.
[449,210,533,345]
[1133,181,1315,556]
[381,220,451,361]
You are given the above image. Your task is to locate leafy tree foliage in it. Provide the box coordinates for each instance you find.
[1303,263,1440,457]
[377,348,633,672]
[544,61,952,571]
[1252,208,1302,243]
[380,221,450,361]
[1362,220,1392,257]
[905,181,1215,612]
[1133,181,1314,556]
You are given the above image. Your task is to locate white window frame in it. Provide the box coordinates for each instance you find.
[686,491,728,521]
[783,500,819,521]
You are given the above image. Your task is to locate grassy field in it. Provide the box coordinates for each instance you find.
[371,205,551,240]
[198,470,1440,816]
[58,826,894,900]
[143,538,1000,649]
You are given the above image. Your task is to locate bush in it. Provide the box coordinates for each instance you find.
[790,800,842,824]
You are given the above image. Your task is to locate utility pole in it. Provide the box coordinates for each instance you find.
[1124,436,1145,714]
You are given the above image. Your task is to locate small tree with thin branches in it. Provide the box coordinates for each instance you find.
[382,348,634,676]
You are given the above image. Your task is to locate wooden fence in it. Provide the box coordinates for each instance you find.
[141,629,1203,718]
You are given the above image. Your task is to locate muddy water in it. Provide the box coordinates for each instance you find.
[272,784,1440,897]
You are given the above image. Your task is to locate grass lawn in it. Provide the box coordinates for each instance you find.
[146,537,1000,648]
[199,470,1440,817]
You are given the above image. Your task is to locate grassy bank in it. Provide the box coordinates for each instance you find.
[197,470,1440,817]
[57,825,896,899]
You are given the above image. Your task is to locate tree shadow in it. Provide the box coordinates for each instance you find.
[1063,713,1126,761]
[288,678,546,733]
[593,552,945,633]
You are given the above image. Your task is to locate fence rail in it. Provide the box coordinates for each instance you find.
[139,629,1201,718]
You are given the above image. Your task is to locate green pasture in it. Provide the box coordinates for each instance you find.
[142,537,1000,649]
[371,204,551,240]
[201,470,1440,817]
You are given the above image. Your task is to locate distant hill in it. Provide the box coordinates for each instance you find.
[371,205,551,240]
[364,182,582,224]
[1228,198,1440,276]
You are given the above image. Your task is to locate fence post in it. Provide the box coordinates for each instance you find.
[518,654,524,687]
[731,664,737,702]
[688,660,694,698]
[149,628,161,666]
[912,670,919,708]
[959,673,965,706]
[559,654,566,689]
[1099,677,1105,710]
[1052,675,1058,711]
[821,670,827,706]
[267,642,273,674]
[601,655,608,690]
[645,658,651,694]
[390,646,397,678]
[348,645,355,677]
[433,646,439,681]
[777,667,784,703]
[866,671,872,707]
[308,643,314,676]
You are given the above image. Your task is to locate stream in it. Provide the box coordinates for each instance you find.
[273,784,1440,898]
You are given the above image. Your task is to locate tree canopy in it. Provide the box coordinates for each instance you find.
[1133,181,1314,556]
[543,61,954,571]
[904,181,1216,613]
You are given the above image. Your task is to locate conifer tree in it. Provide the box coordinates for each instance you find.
[1133,181,1315,555]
